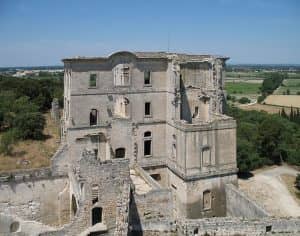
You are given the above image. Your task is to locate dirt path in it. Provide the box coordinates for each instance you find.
[238,165,300,217]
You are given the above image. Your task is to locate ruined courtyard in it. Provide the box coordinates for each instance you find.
[0,51,300,236]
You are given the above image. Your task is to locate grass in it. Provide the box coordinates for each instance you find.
[0,113,60,172]
[274,79,300,95]
[225,81,261,94]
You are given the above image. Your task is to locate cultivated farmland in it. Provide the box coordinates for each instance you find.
[264,95,300,108]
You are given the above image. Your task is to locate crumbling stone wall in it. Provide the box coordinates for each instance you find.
[177,217,300,236]
[225,183,270,218]
[0,169,69,226]
[129,188,173,234]
[46,158,131,236]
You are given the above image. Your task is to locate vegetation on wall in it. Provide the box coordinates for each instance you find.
[226,105,300,173]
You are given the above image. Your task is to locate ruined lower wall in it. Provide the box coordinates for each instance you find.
[0,169,69,227]
[225,183,269,218]
[129,188,174,235]
[0,213,55,236]
[178,217,300,236]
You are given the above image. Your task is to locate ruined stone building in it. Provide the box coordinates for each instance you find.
[0,51,299,236]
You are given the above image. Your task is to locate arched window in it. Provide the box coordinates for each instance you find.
[144,131,152,157]
[115,148,126,158]
[92,207,102,225]
[90,109,98,126]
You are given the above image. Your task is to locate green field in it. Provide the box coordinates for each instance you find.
[274,79,300,95]
[225,71,266,79]
[225,81,261,94]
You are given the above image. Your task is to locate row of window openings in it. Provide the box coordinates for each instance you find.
[90,132,152,158]
[89,71,151,87]
[89,102,151,125]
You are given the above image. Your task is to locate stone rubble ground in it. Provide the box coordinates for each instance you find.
[238,165,300,217]
[130,169,152,195]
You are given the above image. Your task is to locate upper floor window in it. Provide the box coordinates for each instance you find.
[90,109,98,126]
[144,131,152,157]
[89,74,97,88]
[144,71,151,85]
[144,102,151,117]
[114,64,130,86]
[114,96,130,118]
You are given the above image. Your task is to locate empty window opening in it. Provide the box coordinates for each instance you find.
[145,102,151,116]
[144,131,152,157]
[203,190,212,210]
[92,184,99,204]
[89,74,97,87]
[115,148,126,158]
[93,149,98,159]
[192,106,199,118]
[92,207,102,225]
[115,96,130,118]
[266,225,272,232]
[90,109,98,126]
[193,228,199,236]
[92,197,98,205]
[10,222,20,233]
[144,140,151,156]
[150,174,161,181]
[114,64,130,86]
[71,195,78,216]
[144,71,151,85]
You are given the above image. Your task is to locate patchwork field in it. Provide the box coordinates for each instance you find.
[274,79,300,95]
[264,95,300,108]
[225,81,261,95]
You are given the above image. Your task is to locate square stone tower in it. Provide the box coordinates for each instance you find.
[62,51,237,221]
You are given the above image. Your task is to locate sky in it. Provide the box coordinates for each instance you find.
[0,0,299,66]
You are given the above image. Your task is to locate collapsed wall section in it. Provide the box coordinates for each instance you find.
[225,183,270,218]
[178,217,300,236]
[0,168,69,226]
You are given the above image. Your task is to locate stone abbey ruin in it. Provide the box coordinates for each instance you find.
[0,51,300,235]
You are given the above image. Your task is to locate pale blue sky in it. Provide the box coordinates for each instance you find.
[0,0,299,66]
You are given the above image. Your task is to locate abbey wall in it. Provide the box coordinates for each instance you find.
[0,51,299,236]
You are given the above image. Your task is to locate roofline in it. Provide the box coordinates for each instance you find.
[62,51,229,63]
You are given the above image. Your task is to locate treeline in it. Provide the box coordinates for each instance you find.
[0,75,63,154]
[258,72,287,103]
[279,107,300,125]
[226,105,300,173]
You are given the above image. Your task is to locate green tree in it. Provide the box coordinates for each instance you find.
[258,116,285,164]
[13,112,45,140]
[0,129,17,155]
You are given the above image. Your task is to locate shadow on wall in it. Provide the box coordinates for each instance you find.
[128,190,143,236]
[180,76,192,123]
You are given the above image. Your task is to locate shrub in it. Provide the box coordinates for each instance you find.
[238,97,251,104]
[0,129,17,155]
[257,95,265,104]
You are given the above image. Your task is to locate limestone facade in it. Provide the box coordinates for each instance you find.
[62,51,237,221]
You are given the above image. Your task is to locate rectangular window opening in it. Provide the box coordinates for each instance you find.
[145,102,151,116]
[144,71,151,85]
[144,140,152,156]
[89,74,97,87]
